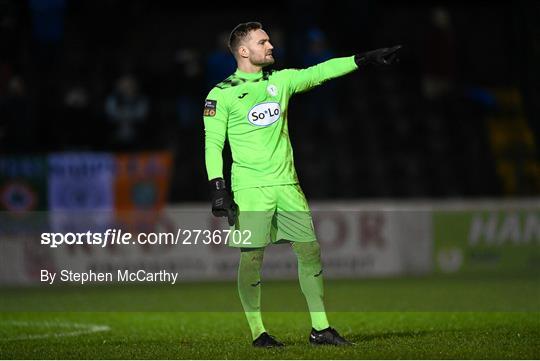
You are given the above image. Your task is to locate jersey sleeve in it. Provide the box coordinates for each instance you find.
[203,87,228,181]
[282,56,358,94]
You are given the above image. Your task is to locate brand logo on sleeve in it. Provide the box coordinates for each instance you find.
[247,102,281,126]
[203,99,217,117]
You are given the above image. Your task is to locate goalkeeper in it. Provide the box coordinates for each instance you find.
[203,21,401,347]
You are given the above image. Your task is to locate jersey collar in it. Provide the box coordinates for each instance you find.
[235,68,263,80]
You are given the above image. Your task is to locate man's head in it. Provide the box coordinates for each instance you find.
[228,22,274,67]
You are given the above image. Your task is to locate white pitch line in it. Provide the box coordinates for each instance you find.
[0,320,110,341]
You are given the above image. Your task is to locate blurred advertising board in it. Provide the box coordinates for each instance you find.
[433,209,540,275]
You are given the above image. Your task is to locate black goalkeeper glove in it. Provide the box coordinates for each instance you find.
[209,178,238,226]
[355,45,403,66]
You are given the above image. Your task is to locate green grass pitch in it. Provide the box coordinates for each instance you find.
[0,276,538,359]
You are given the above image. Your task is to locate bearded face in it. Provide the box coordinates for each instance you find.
[243,29,275,67]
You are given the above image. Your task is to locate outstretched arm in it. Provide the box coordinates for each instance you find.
[284,56,358,94]
[285,45,402,94]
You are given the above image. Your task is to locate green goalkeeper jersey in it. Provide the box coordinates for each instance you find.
[203,56,358,192]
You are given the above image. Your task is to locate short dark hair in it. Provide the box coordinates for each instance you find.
[228,22,263,55]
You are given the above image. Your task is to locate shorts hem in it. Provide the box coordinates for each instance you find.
[226,237,316,248]
[232,181,299,193]
[227,242,270,248]
[281,237,317,243]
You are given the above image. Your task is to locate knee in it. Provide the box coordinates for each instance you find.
[292,241,321,264]
[240,247,265,266]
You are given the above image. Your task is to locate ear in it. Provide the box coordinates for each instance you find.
[239,45,249,59]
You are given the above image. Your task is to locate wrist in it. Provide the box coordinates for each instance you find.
[354,53,366,66]
[209,177,227,192]
[354,52,373,66]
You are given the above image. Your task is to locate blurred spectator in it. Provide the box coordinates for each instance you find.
[205,31,236,90]
[0,76,35,152]
[104,74,149,150]
[421,7,457,100]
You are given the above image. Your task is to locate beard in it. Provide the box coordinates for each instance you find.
[251,54,275,67]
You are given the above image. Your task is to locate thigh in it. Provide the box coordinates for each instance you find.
[274,185,316,243]
[231,187,276,248]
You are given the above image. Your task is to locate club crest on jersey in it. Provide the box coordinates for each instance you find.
[203,99,217,117]
[248,102,281,126]
[266,84,278,97]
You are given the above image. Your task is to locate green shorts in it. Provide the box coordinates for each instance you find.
[230,184,316,248]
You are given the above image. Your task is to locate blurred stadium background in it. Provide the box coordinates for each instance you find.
[0,0,539,359]
[0,0,539,200]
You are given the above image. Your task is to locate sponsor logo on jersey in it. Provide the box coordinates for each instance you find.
[247,102,281,126]
[267,84,278,96]
[238,92,248,99]
[203,99,217,117]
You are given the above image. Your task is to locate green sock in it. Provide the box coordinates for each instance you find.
[292,241,330,331]
[238,247,266,340]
